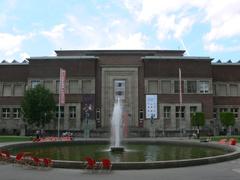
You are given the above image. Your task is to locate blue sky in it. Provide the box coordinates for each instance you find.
[0,0,240,62]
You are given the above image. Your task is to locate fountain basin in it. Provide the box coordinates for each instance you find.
[2,139,240,170]
[110,146,125,152]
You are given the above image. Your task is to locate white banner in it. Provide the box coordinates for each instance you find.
[59,68,66,105]
[146,95,158,119]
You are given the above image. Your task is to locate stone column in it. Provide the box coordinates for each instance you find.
[76,103,81,129]
[171,105,176,129]
[159,104,164,129]
[185,104,190,130]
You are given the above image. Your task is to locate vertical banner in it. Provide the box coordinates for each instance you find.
[146,95,158,119]
[179,68,182,105]
[59,68,66,105]
[58,68,66,138]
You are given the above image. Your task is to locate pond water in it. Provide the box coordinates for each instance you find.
[8,143,226,162]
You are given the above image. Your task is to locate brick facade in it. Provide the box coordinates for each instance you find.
[0,50,239,136]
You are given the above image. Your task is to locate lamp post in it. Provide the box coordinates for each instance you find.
[150,114,155,138]
[85,111,89,138]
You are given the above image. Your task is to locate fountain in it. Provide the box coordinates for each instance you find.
[4,97,239,169]
[110,97,124,152]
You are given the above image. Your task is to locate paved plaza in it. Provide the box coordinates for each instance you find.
[1,139,240,180]
[0,157,240,180]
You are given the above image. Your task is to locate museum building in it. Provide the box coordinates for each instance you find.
[0,50,240,136]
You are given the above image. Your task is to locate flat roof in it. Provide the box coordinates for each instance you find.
[27,56,98,60]
[55,49,186,56]
[142,56,213,61]
[0,63,28,66]
[211,63,240,66]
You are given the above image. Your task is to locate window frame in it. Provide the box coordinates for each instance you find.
[2,108,10,119]
[163,106,171,119]
[187,81,197,93]
[199,81,209,94]
[13,108,21,119]
[69,106,76,119]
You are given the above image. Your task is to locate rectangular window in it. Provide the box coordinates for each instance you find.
[230,108,238,118]
[175,106,185,118]
[31,80,40,88]
[174,81,179,93]
[13,108,21,119]
[148,80,158,93]
[56,106,64,118]
[69,80,79,94]
[56,80,59,93]
[174,81,183,93]
[3,84,11,96]
[114,80,126,100]
[187,81,197,93]
[213,84,216,95]
[82,80,92,94]
[2,108,10,119]
[230,84,238,96]
[199,81,209,93]
[219,108,228,112]
[96,109,100,119]
[14,85,24,96]
[139,109,144,119]
[164,106,171,119]
[69,106,76,119]
[217,84,227,96]
[213,108,217,118]
[161,80,171,94]
[44,81,52,91]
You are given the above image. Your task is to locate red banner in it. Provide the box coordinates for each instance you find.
[179,68,182,105]
[59,68,66,105]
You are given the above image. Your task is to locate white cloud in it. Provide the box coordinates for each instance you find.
[204,42,240,52]
[123,0,200,42]
[0,14,7,26]
[0,32,31,56]
[203,0,240,52]
[123,0,240,53]
[108,33,147,49]
[204,43,224,52]
[41,24,66,43]
[203,1,240,38]
[42,14,148,50]
[20,52,30,60]
[124,0,204,22]
[174,16,195,39]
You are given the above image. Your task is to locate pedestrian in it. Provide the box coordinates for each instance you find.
[36,130,40,139]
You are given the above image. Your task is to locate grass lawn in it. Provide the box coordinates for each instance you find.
[0,136,32,142]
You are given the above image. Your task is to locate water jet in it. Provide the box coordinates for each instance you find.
[110,97,124,152]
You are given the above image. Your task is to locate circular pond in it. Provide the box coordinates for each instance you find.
[3,140,240,169]
[6,142,229,162]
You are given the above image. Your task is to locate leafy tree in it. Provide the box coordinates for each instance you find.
[191,112,205,138]
[21,85,56,128]
[220,112,235,135]
[191,112,205,127]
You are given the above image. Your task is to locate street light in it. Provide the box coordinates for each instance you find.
[150,114,155,138]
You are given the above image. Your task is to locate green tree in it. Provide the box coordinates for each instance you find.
[191,112,205,138]
[21,85,56,128]
[220,112,235,135]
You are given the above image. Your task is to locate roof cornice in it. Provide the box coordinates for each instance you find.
[27,56,98,60]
